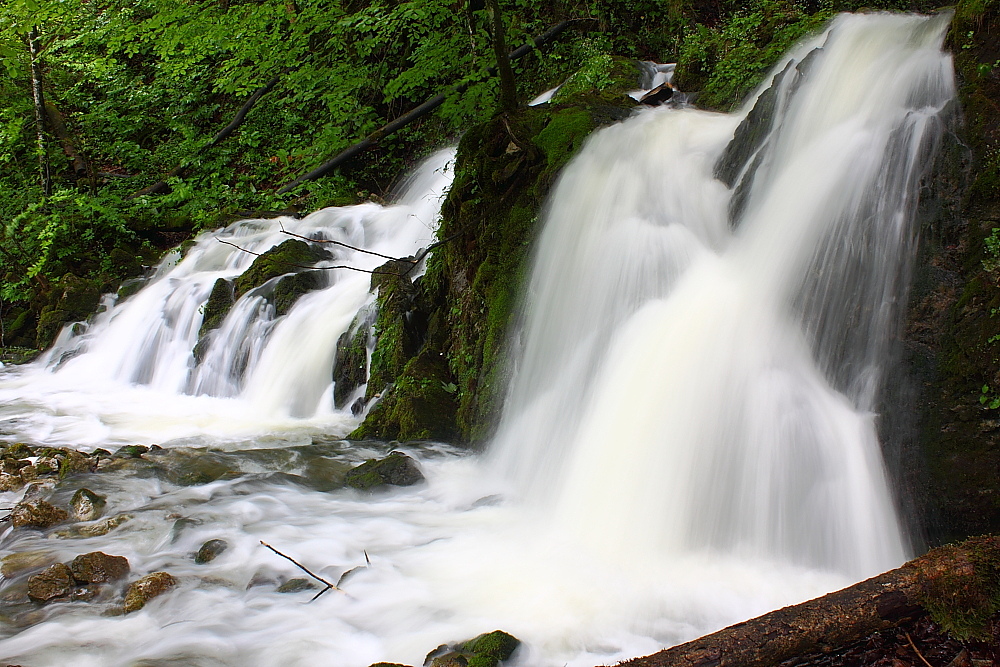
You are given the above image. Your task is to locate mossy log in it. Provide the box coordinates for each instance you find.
[617,536,1000,667]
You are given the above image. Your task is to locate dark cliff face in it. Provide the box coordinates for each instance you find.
[902,0,1000,546]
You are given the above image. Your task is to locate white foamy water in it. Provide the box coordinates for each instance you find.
[0,13,954,667]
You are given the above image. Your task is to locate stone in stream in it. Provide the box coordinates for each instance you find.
[113,445,148,459]
[123,572,177,613]
[26,563,74,602]
[344,451,423,490]
[1,551,54,578]
[5,443,33,459]
[71,488,107,521]
[0,472,23,492]
[54,513,133,539]
[425,631,521,667]
[275,578,318,593]
[194,539,229,564]
[69,552,130,584]
[9,499,68,529]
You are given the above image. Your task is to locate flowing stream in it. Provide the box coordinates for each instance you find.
[0,12,954,667]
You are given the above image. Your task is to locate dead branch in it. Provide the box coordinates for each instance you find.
[278,221,408,263]
[275,18,593,195]
[259,540,340,601]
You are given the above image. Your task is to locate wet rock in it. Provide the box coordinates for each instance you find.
[165,455,235,486]
[276,578,318,593]
[69,585,100,602]
[21,481,54,502]
[234,239,332,299]
[70,552,130,584]
[10,499,68,529]
[369,663,413,667]
[58,449,93,476]
[18,464,37,482]
[194,539,228,564]
[5,443,33,459]
[33,456,59,475]
[55,513,133,538]
[462,631,520,666]
[272,270,325,316]
[114,445,148,459]
[26,563,74,602]
[1,551,55,578]
[198,278,236,338]
[334,316,372,409]
[123,572,177,613]
[345,452,423,490]
[71,488,107,521]
[0,472,24,491]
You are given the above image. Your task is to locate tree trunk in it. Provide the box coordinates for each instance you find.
[484,0,517,112]
[44,101,89,179]
[27,28,50,196]
[617,535,1000,667]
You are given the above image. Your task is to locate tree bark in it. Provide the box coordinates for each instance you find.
[27,28,50,196]
[484,0,517,112]
[44,101,89,179]
[276,18,591,195]
[616,535,1000,667]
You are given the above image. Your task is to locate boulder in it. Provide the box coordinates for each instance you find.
[114,445,148,459]
[123,572,177,613]
[5,443,33,459]
[69,552,130,584]
[344,452,423,490]
[426,631,521,667]
[194,539,229,564]
[71,488,106,521]
[234,239,332,299]
[0,472,24,492]
[27,563,74,602]
[10,500,68,529]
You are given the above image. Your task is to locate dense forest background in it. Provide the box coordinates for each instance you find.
[0,0,948,350]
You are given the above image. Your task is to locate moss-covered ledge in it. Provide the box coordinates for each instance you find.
[350,63,642,444]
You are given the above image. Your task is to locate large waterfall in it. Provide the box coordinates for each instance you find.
[0,12,954,667]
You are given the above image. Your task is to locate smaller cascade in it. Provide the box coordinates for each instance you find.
[0,148,455,446]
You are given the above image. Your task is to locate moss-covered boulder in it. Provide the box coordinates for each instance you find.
[333,314,372,409]
[195,539,229,564]
[233,239,331,299]
[272,270,325,316]
[344,451,423,490]
[353,69,639,444]
[426,631,520,667]
[35,273,103,349]
[198,278,235,337]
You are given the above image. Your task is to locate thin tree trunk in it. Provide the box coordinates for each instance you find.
[27,28,50,196]
[617,535,1000,667]
[484,0,517,112]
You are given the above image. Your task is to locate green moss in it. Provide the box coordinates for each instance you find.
[921,537,1000,640]
[534,109,597,171]
[199,278,235,337]
[233,239,331,299]
[463,631,519,661]
[272,270,324,317]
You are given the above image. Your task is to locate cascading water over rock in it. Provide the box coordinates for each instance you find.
[0,12,956,667]
[492,11,954,580]
[0,148,455,446]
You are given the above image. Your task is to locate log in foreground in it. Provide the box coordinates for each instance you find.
[616,536,1000,667]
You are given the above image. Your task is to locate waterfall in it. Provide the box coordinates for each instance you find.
[491,12,954,580]
[0,149,455,446]
[0,13,960,667]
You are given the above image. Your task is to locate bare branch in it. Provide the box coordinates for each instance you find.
[259,540,339,597]
[278,222,411,264]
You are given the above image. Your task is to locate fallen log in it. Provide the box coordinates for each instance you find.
[275,18,594,195]
[616,535,1000,667]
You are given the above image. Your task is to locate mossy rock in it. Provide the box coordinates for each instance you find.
[272,270,325,316]
[233,239,331,299]
[199,278,235,337]
[333,315,372,409]
[344,452,423,490]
